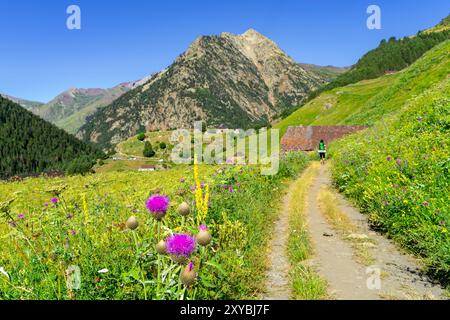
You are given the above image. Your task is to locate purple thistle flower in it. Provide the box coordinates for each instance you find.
[146,195,170,219]
[228,185,234,193]
[67,214,74,219]
[199,224,208,231]
[17,214,25,219]
[44,203,49,207]
[190,186,196,191]
[51,198,58,204]
[166,234,196,258]
[70,230,77,235]
[188,261,194,271]
[386,156,392,161]
[423,202,429,207]
[180,178,185,183]
[396,159,402,166]
[418,116,423,121]
[439,221,445,226]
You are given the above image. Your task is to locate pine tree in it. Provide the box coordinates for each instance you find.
[143,141,156,158]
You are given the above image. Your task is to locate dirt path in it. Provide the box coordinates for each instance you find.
[306,164,446,300]
[263,182,293,300]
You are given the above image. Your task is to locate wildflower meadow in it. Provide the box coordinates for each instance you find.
[331,77,450,284]
[0,153,309,299]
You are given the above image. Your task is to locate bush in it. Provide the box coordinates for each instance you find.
[143,141,156,158]
[137,133,146,141]
[159,142,167,150]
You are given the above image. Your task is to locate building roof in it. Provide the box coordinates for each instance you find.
[281,125,368,151]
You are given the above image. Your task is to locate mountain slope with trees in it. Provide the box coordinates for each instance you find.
[0,96,104,179]
[275,38,450,136]
[304,14,450,101]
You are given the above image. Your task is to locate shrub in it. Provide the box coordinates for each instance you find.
[137,133,146,141]
[143,141,156,158]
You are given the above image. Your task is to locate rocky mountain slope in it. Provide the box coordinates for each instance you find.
[78,29,329,149]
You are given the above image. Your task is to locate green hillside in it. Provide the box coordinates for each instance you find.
[276,40,450,283]
[275,41,450,283]
[331,72,450,283]
[306,17,449,101]
[0,96,104,178]
[275,40,450,137]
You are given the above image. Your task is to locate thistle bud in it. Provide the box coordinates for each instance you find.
[180,262,196,287]
[178,202,190,216]
[126,216,139,230]
[196,224,212,246]
[156,240,167,254]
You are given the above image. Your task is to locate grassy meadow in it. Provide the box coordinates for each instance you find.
[0,153,310,299]
[329,41,450,284]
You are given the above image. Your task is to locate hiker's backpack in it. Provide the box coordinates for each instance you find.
[319,142,326,151]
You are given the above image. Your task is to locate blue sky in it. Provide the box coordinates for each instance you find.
[0,0,448,102]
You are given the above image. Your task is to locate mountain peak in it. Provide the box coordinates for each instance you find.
[242,28,265,38]
[78,29,328,148]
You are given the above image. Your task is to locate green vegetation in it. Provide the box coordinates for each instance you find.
[137,132,146,141]
[0,153,309,299]
[331,67,450,284]
[143,141,156,158]
[309,26,449,100]
[275,76,393,136]
[275,39,450,137]
[0,96,103,179]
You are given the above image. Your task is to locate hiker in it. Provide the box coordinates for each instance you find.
[318,139,326,164]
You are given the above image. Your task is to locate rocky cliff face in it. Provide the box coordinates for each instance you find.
[78,29,329,149]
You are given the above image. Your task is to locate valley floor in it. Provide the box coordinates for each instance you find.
[265,162,447,300]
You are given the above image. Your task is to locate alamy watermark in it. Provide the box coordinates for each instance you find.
[367,5,382,30]
[170,122,280,176]
[67,5,81,30]
[366,265,382,290]
[66,265,81,290]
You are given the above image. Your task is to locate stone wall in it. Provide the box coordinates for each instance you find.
[281,125,368,151]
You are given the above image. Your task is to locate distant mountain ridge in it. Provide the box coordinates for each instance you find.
[78,29,331,149]
[1,94,44,111]
[2,78,153,135]
[34,84,132,134]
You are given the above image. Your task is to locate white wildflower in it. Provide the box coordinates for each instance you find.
[0,267,9,279]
